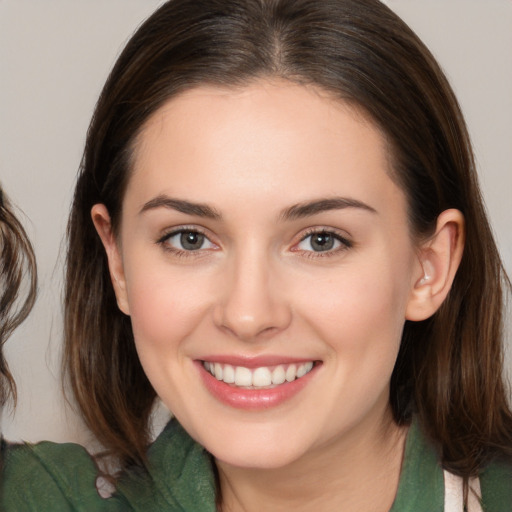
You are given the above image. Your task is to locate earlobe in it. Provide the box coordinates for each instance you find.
[91,204,130,315]
[406,209,465,322]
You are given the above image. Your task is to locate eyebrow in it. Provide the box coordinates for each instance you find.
[140,195,222,219]
[280,197,377,221]
[139,195,376,221]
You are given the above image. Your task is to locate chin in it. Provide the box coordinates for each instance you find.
[213,445,303,470]
[196,420,318,470]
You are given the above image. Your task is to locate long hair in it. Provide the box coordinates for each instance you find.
[0,187,37,406]
[64,0,512,479]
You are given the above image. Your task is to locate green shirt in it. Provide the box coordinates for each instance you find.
[2,419,511,510]
[1,438,120,511]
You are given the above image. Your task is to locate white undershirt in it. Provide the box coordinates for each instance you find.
[443,470,482,512]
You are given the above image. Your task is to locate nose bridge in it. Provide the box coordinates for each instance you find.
[214,240,290,340]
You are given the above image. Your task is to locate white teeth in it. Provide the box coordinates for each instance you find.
[296,363,307,378]
[223,364,235,384]
[214,362,223,380]
[285,364,297,382]
[252,367,272,387]
[203,360,316,388]
[297,361,313,378]
[234,366,253,387]
[271,365,286,385]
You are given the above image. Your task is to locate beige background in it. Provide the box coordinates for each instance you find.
[1,0,511,444]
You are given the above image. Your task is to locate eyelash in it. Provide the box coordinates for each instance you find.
[156,226,353,259]
[156,226,216,258]
[293,228,353,258]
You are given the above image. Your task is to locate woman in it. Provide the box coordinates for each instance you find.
[0,200,116,506]
[0,190,113,511]
[3,0,512,510]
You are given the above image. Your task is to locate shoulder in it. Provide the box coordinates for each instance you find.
[480,457,512,511]
[115,419,216,511]
[391,420,444,511]
[1,438,119,511]
[392,420,512,511]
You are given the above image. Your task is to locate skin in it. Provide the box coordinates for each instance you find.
[93,80,464,511]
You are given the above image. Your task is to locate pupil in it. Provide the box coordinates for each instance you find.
[311,233,334,251]
[181,232,204,250]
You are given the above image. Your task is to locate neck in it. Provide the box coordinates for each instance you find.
[216,407,408,512]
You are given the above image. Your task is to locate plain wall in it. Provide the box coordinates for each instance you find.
[1,0,511,444]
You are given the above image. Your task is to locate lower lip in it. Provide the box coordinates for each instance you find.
[196,361,320,410]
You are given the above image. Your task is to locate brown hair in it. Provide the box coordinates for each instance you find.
[64,0,512,482]
[0,187,37,406]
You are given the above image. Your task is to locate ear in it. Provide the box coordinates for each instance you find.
[406,209,465,321]
[91,204,130,315]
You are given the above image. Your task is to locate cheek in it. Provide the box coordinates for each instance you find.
[296,257,412,424]
[124,260,213,357]
[296,249,413,361]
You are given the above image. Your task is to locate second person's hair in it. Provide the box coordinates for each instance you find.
[0,187,37,406]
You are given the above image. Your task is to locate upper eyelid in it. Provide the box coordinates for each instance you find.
[157,225,212,242]
[297,226,352,242]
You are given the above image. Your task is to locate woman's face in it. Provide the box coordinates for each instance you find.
[100,81,426,469]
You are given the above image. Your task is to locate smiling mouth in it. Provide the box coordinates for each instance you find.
[202,361,316,389]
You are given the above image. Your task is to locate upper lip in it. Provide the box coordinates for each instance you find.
[197,355,318,368]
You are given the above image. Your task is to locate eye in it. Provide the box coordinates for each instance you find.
[296,230,351,253]
[160,229,216,252]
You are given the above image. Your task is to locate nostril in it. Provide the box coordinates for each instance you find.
[212,272,292,340]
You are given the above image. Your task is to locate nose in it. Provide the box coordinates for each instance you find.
[213,247,292,341]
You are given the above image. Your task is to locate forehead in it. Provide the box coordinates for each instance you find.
[135,81,383,162]
[126,80,405,221]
